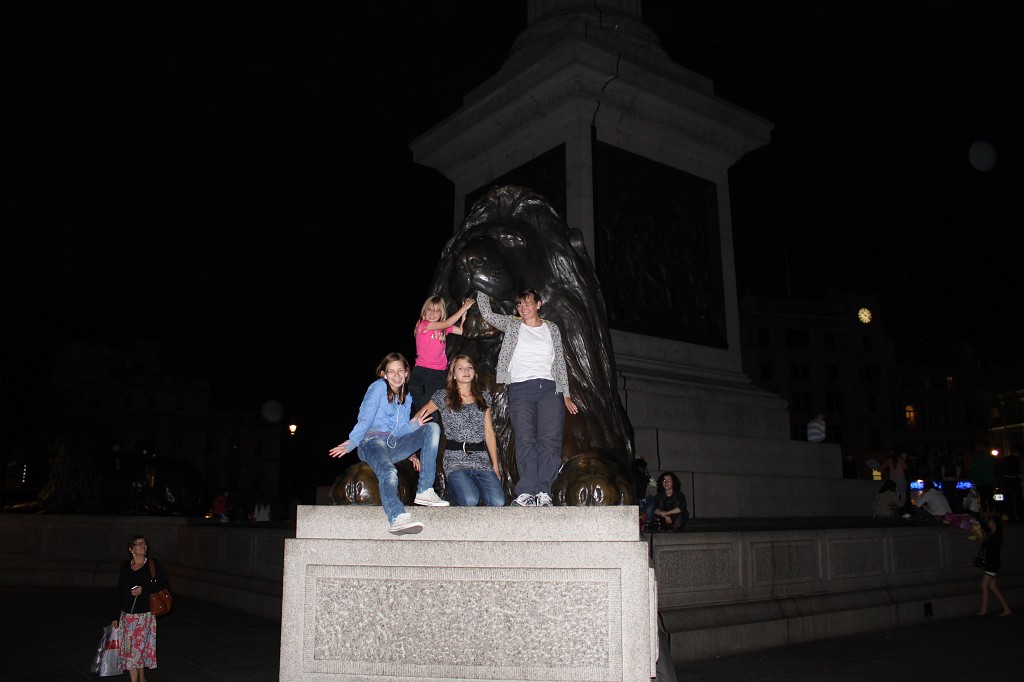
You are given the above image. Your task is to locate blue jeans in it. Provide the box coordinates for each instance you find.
[357,423,440,524]
[507,379,565,496]
[447,467,505,507]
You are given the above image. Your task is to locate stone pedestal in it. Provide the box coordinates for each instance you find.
[280,505,657,681]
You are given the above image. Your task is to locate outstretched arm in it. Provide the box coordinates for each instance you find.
[448,302,472,336]
[422,298,475,332]
[328,440,352,458]
[413,400,439,422]
[475,291,512,331]
[327,381,383,458]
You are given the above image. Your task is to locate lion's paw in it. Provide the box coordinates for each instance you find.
[328,461,417,505]
[552,452,634,506]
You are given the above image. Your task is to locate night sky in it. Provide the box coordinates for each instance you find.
[5,1,1022,448]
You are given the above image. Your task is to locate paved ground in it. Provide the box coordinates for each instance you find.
[672,610,1021,681]
[0,588,279,682]
[1,587,1018,681]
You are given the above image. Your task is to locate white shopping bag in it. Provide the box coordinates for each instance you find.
[90,625,121,677]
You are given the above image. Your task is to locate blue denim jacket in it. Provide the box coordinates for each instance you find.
[346,379,420,448]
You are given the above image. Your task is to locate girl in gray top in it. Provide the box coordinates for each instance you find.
[415,355,505,507]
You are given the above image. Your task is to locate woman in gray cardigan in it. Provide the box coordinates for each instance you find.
[476,289,577,506]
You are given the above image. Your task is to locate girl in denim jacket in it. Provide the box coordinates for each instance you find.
[328,352,448,534]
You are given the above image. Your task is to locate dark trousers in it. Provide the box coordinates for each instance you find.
[1001,476,1023,522]
[409,365,445,412]
[507,379,564,496]
[942,482,962,513]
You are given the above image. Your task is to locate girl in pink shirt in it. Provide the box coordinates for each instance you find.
[409,296,473,410]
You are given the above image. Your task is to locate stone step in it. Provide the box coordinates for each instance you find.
[637,428,842,478]
[296,504,640,541]
[685,474,877,518]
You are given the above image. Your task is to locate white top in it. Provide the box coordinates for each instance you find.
[916,488,952,516]
[508,322,555,384]
[807,418,826,443]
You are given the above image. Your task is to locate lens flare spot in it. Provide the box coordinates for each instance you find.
[969,140,996,172]
[261,400,283,423]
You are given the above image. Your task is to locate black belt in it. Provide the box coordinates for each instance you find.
[446,440,487,453]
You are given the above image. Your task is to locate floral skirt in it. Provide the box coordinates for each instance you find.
[119,611,157,670]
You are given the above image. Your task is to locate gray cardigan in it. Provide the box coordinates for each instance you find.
[476,292,571,399]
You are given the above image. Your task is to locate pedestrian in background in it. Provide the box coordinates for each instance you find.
[807,413,826,443]
[977,517,1011,616]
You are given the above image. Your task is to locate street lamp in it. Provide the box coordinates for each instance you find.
[289,424,297,437]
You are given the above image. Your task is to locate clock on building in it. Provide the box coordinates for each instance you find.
[857,307,872,324]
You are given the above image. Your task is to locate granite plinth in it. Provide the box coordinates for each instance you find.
[280,505,657,681]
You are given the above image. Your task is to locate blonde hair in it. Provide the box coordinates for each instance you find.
[415,296,448,341]
[419,296,447,321]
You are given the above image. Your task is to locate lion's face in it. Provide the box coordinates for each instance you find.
[447,216,555,345]
[448,219,550,340]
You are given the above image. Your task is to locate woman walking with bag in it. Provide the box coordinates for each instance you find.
[111,535,170,681]
[977,517,1012,616]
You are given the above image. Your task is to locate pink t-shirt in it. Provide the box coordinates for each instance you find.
[414,319,451,370]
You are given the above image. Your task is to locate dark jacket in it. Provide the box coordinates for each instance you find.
[114,558,171,617]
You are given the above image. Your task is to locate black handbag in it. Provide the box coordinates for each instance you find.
[973,547,986,569]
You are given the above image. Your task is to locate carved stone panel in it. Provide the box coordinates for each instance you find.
[828,538,885,579]
[751,541,818,585]
[303,564,621,681]
[656,544,735,593]
[892,535,942,573]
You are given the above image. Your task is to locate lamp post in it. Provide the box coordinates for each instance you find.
[281,423,299,502]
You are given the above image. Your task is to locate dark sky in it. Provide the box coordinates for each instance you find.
[5,1,1022,441]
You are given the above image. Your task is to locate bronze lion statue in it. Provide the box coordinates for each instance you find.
[436,185,635,505]
[333,185,635,506]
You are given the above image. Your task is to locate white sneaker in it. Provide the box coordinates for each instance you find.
[535,492,553,507]
[512,493,535,507]
[414,488,450,507]
[389,513,424,535]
